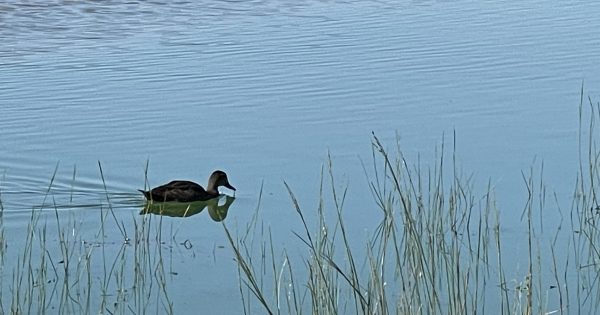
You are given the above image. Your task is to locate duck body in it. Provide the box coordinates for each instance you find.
[139,180,215,202]
[139,170,236,202]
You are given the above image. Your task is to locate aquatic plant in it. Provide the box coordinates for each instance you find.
[225,89,600,314]
[2,90,600,314]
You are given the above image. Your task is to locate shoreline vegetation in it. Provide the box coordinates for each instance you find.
[1,90,600,314]
[225,89,600,315]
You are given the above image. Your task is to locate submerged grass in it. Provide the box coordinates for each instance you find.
[226,91,600,314]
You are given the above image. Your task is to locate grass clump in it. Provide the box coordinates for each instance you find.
[225,132,498,314]
[226,91,600,314]
[3,91,600,314]
[0,162,175,315]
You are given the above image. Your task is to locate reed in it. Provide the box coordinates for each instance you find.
[226,90,600,314]
[0,161,176,314]
[2,91,600,314]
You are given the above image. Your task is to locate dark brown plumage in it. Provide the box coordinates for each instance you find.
[139,170,236,202]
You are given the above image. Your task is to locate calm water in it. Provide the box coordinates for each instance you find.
[2,0,600,313]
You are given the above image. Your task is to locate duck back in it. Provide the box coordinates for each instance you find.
[141,180,217,202]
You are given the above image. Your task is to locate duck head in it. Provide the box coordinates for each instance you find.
[207,170,236,193]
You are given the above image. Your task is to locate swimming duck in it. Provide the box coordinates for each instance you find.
[139,170,236,202]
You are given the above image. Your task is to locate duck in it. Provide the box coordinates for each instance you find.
[139,170,236,202]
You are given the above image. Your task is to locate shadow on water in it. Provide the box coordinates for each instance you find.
[139,195,236,221]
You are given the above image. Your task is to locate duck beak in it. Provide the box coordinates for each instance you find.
[224,182,236,191]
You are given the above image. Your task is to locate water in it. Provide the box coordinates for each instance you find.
[1,0,600,313]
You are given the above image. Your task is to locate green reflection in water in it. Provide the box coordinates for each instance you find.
[140,195,235,221]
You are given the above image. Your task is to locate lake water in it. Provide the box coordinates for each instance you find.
[2,0,600,313]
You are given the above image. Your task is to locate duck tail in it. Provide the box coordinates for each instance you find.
[138,189,151,199]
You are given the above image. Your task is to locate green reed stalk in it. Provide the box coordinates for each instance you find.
[0,172,5,312]
[98,161,127,240]
[222,221,274,315]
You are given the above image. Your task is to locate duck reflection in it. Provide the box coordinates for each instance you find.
[140,195,235,221]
